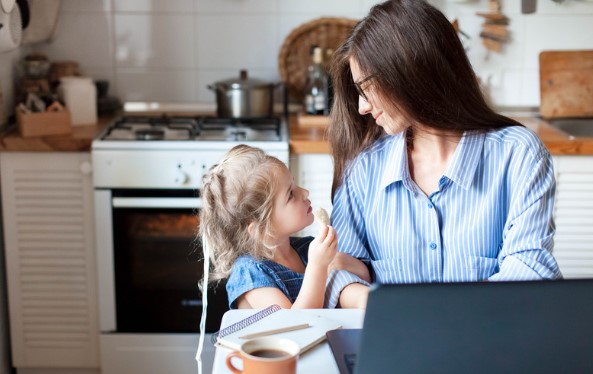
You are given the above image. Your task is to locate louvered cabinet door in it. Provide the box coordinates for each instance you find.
[0,152,99,369]
[291,154,334,237]
[552,156,593,279]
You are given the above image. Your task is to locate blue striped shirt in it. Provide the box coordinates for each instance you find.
[325,126,562,308]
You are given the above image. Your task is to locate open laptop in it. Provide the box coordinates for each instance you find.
[327,279,593,374]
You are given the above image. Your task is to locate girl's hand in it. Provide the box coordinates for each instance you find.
[308,225,338,270]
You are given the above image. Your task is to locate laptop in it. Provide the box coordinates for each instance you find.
[327,279,593,374]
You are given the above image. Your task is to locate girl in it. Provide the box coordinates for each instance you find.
[200,144,369,309]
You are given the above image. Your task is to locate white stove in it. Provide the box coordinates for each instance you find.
[92,114,289,189]
[91,110,290,374]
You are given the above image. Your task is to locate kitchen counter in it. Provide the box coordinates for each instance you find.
[0,116,113,152]
[1,114,592,155]
[289,115,593,155]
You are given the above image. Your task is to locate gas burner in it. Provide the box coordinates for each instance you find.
[97,114,286,143]
[136,129,165,140]
[228,130,247,142]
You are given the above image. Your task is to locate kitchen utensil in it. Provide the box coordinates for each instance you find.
[539,50,593,119]
[0,0,22,52]
[208,70,276,118]
[21,0,61,44]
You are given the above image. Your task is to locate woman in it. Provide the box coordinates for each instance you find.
[325,0,562,308]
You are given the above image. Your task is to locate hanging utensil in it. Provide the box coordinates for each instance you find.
[521,0,537,14]
[0,0,23,52]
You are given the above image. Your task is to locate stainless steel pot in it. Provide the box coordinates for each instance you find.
[208,70,275,118]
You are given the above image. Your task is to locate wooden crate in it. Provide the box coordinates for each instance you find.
[17,109,72,138]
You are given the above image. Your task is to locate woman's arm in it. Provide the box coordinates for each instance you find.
[490,148,561,281]
[337,283,369,309]
[329,252,371,283]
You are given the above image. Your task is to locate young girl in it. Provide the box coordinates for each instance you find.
[200,144,369,309]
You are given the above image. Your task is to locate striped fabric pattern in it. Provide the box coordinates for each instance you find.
[325,126,562,308]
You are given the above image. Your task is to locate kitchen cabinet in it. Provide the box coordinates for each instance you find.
[552,156,593,279]
[0,152,99,373]
[291,154,334,237]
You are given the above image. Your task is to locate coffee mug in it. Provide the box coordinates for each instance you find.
[225,336,300,374]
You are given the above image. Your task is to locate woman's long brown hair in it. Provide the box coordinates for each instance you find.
[328,0,521,198]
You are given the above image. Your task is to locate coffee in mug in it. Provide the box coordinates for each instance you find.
[226,337,300,374]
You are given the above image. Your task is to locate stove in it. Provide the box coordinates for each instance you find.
[91,112,289,374]
[92,114,289,189]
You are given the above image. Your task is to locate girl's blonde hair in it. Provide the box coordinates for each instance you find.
[200,144,287,282]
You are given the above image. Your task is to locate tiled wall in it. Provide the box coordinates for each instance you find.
[6,0,593,109]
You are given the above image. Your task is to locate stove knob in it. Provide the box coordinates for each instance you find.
[175,169,189,185]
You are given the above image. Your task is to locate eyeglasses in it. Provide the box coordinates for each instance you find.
[354,74,375,102]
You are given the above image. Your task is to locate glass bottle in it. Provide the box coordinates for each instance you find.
[304,46,328,115]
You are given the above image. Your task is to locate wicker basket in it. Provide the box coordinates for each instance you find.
[278,17,358,103]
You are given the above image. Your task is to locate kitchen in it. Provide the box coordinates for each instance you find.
[1,0,593,374]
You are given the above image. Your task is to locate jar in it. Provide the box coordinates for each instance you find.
[58,77,97,126]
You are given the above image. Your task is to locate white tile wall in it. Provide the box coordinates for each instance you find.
[4,0,593,107]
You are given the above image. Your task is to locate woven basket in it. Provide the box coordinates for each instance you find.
[278,17,358,103]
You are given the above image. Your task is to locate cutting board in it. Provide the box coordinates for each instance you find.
[539,50,593,119]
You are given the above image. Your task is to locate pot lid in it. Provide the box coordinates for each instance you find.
[214,70,271,89]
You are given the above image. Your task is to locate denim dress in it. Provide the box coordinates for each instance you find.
[226,236,314,309]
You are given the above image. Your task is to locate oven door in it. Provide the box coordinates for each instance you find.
[94,189,228,334]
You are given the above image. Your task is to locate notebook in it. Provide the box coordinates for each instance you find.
[349,279,593,374]
[212,304,342,354]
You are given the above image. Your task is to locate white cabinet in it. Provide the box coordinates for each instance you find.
[553,156,593,278]
[0,152,99,372]
[291,154,334,237]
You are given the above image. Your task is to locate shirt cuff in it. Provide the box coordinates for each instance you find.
[324,269,371,308]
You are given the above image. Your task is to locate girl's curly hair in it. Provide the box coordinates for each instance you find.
[199,144,287,283]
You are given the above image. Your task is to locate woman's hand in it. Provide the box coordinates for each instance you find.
[329,252,372,283]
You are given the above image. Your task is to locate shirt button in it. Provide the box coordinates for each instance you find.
[439,177,446,185]
[428,203,433,209]
[429,242,437,249]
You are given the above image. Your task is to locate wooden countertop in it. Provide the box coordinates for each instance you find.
[0,116,112,152]
[1,114,592,155]
[289,115,593,156]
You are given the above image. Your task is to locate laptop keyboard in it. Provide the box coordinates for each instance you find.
[344,353,357,374]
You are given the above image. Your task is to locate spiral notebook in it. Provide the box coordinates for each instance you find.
[212,305,342,354]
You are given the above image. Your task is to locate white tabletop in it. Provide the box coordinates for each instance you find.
[211,309,365,374]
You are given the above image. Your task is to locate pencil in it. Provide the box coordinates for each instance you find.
[239,323,311,339]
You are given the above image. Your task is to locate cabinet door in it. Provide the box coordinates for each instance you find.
[291,154,334,237]
[0,152,99,368]
[552,156,593,278]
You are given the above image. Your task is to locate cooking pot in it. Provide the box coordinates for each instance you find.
[208,70,275,118]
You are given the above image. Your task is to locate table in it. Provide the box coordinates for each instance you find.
[212,309,365,374]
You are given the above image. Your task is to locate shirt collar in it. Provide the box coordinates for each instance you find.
[443,130,485,190]
[380,131,413,191]
[379,130,485,192]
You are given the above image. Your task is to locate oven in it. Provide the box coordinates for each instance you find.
[91,110,289,374]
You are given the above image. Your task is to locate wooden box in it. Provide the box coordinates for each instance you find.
[17,109,72,138]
